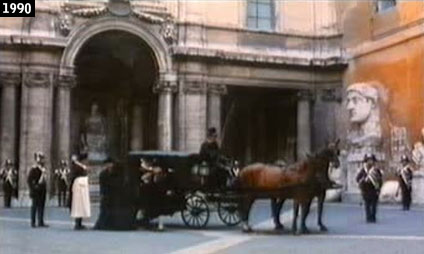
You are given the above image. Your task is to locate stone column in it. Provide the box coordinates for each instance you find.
[156,81,176,151]
[0,71,20,165]
[18,70,55,206]
[297,90,313,160]
[55,74,76,164]
[177,81,207,153]
[207,84,226,137]
[130,104,145,150]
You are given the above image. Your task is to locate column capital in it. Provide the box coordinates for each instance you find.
[182,81,207,94]
[0,71,21,87]
[320,88,342,102]
[57,74,77,89]
[207,84,227,95]
[23,71,54,88]
[154,80,177,93]
[297,90,314,101]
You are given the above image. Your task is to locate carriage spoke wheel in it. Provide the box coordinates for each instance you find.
[218,201,241,226]
[181,194,210,229]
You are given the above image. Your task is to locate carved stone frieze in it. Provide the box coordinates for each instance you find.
[0,72,21,87]
[23,72,53,88]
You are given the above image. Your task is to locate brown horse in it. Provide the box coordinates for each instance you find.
[237,141,340,234]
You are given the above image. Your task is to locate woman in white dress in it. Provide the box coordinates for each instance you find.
[69,155,91,230]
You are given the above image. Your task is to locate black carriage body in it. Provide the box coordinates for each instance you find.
[127,150,241,228]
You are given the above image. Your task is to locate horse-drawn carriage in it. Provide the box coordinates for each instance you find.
[125,140,341,233]
[127,150,241,229]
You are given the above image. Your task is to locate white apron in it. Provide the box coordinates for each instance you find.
[71,176,91,218]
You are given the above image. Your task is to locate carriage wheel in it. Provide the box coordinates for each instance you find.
[218,201,241,226]
[181,194,210,229]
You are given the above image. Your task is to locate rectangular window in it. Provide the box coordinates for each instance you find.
[375,0,396,12]
[247,0,274,31]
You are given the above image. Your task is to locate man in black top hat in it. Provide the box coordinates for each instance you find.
[397,155,413,211]
[199,127,227,186]
[356,153,383,223]
[0,159,18,208]
[27,152,49,227]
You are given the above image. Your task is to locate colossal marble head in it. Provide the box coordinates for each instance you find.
[346,82,385,124]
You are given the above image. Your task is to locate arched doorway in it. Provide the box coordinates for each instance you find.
[71,30,159,163]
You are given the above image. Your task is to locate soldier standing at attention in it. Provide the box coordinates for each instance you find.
[27,152,49,228]
[54,160,70,207]
[356,153,383,223]
[397,155,413,211]
[0,159,18,208]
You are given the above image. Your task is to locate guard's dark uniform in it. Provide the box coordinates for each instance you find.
[27,164,48,227]
[54,166,70,207]
[356,162,383,223]
[397,164,413,210]
[1,165,17,208]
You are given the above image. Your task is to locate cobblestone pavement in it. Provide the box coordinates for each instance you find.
[0,201,423,254]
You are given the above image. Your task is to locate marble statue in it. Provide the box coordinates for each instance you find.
[345,81,387,162]
[343,81,411,202]
[81,103,108,162]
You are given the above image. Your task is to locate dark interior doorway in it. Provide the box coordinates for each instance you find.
[221,86,297,166]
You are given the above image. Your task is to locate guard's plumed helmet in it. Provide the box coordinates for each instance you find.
[363,153,377,162]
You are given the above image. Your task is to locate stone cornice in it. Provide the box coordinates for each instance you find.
[171,46,347,67]
[0,72,21,87]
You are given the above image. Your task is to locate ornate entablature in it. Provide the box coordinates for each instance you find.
[50,0,176,44]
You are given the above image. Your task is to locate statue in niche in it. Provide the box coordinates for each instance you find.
[81,102,108,162]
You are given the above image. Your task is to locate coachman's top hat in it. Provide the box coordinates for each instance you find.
[207,127,218,138]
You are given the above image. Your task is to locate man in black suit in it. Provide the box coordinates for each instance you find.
[27,152,49,228]
[356,153,383,223]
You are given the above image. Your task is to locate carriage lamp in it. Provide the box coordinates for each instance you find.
[199,161,210,176]
[191,164,199,175]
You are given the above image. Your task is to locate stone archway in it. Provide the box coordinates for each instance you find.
[55,18,176,166]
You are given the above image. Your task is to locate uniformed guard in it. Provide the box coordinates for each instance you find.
[396,155,413,211]
[54,160,70,207]
[27,152,49,228]
[0,159,18,208]
[356,153,383,223]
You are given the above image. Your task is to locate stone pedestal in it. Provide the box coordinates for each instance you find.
[0,71,20,164]
[18,70,55,206]
[412,171,424,204]
[296,91,312,160]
